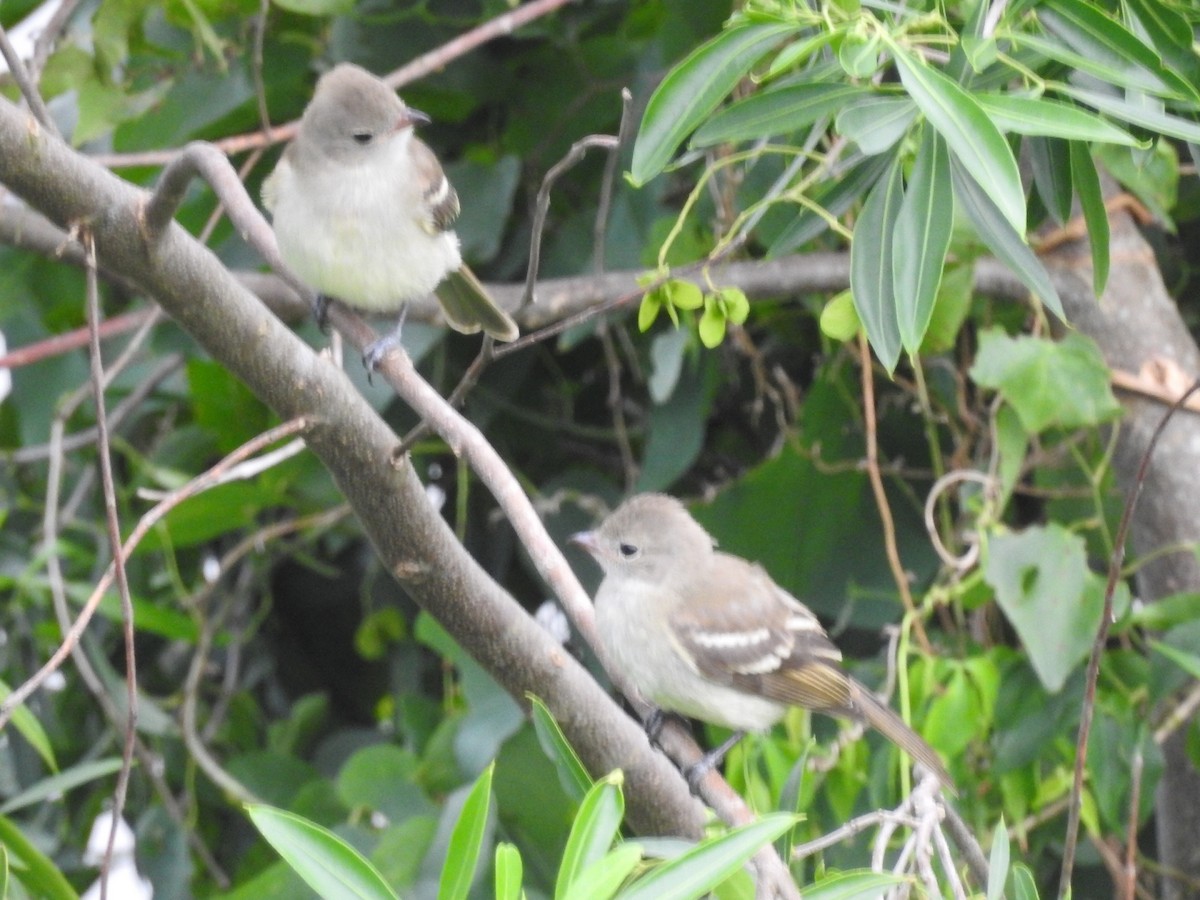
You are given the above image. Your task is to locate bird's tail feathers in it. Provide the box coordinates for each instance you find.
[436,266,518,342]
[852,682,956,795]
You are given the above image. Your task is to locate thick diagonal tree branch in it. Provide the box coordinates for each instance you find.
[0,96,808,898]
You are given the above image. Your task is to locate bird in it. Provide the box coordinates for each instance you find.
[262,63,518,370]
[571,493,953,792]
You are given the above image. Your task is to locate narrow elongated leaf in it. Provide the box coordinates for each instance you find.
[891,44,1025,233]
[1124,0,1200,85]
[618,814,797,900]
[1019,33,1178,97]
[1028,136,1073,224]
[566,843,644,900]
[0,680,56,773]
[438,763,495,900]
[692,83,863,146]
[246,805,398,900]
[850,156,903,371]
[494,843,523,900]
[974,94,1141,145]
[802,870,909,899]
[1039,0,1197,101]
[555,772,625,900]
[529,695,592,802]
[0,758,125,814]
[836,95,918,155]
[631,22,796,185]
[1058,84,1200,143]
[0,815,76,900]
[894,127,952,353]
[1069,140,1110,294]
[987,817,1011,900]
[768,151,893,254]
[950,158,1065,320]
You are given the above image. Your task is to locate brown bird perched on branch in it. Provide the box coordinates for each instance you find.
[571,493,953,792]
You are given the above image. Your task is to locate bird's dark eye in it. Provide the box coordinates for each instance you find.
[618,542,640,559]
[351,130,374,145]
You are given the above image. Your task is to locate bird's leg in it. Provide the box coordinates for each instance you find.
[312,293,333,333]
[644,708,668,746]
[362,305,409,375]
[683,730,746,794]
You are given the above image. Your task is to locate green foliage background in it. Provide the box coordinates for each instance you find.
[3,0,1200,897]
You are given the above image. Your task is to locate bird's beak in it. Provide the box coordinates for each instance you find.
[397,107,431,130]
[568,530,600,558]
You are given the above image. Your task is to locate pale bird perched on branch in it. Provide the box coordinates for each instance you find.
[263,63,518,370]
[572,493,954,793]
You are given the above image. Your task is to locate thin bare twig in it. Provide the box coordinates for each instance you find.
[0,418,313,729]
[857,333,932,654]
[83,230,138,900]
[1124,748,1143,900]
[1058,378,1200,898]
[0,22,57,137]
[30,0,81,78]
[90,0,575,169]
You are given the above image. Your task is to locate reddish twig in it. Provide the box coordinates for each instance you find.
[1058,379,1200,898]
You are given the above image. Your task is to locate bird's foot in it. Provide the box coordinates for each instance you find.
[682,730,746,795]
[312,293,333,333]
[362,307,409,380]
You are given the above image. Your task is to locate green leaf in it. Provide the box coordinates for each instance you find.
[983,525,1103,692]
[837,29,881,79]
[918,262,973,355]
[1120,592,1200,632]
[495,843,523,900]
[1038,0,1197,101]
[0,758,125,815]
[269,0,354,15]
[618,814,798,900]
[698,297,728,349]
[850,156,903,371]
[438,762,495,900]
[835,95,918,155]
[1093,139,1178,226]
[556,771,624,899]
[894,126,952,354]
[969,330,1121,432]
[1058,84,1200,143]
[1028,136,1074,224]
[891,43,1025,234]
[819,290,861,342]
[0,815,77,900]
[1150,639,1200,681]
[951,158,1065,321]
[974,94,1141,146]
[639,287,665,332]
[529,695,593,803]
[565,843,643,900]
[1070,140,1110,294]
[791,869,909,899]
[1008,864,1040,900]
[631,22,797,185]
[668,280,704,311]
[987,817,1011,900]
[1124,0,1200,86]
[692,83,864,147]
[717,287,749,324]
[769,151,893,254]
[0,680,56,773]
[246,804,399,900]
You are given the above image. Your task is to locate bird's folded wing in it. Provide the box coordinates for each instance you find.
[669,556,844,699]
[410,138,460,234]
